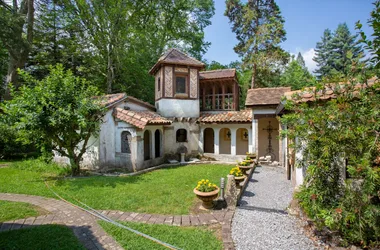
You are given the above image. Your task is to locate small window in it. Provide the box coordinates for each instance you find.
[175,76,186,94]
[176,129,187,142]
[157,77,161,91]
[121,131,132,153]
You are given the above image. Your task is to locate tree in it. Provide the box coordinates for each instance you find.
[280,57,315,90]
[2,65,106,175]
[314,24,364,79]
[225,0,288,88]
[296,52,306,68]
[357,0,380,68]
[330,23,364,75]
[64,0,215,97]
[0,0,35,100]
[313,29,334,78]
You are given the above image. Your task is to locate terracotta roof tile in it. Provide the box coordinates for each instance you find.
[284,77,378,103]
[95,93,127,107]
[198,110,252,124]
[199,69,236,81]
[245,87,291,106]
[149,48,205,74]
[113,108,171,129]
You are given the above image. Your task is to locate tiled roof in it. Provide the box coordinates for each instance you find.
[200,69,236,80]
[245,87,291,107]
[284,77,378,103]
[96,93,127,107]
[113,108,171,129]
[149,48,205,74]
[198,110,252,124]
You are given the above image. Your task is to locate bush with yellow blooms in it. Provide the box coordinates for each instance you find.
[195,179,218,192]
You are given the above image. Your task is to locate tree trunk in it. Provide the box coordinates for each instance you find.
[251,0,259,89]
[106,43,114,94]
[69,153,81,176]
[251,63,257,89]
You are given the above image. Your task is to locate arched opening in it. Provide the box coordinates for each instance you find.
[121,131,132,153]
[144,130,151,160]
[219,128,231,154]
[236,128,249,155]
[155,129,161,158]
[203,128,214,153]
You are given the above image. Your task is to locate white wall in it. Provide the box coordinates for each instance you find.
[156,99,200,118]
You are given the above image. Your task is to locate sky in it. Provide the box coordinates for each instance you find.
[204,0,375,73]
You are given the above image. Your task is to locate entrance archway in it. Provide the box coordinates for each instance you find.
[203,128,214,153]
[219,128,231,154]
[144,130,151,160]
[155,129,161,158]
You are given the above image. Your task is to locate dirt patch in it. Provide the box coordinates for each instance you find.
[33,204,50,217]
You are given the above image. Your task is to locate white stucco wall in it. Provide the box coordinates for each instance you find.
[156,99,200,118]
[163,121,200,157]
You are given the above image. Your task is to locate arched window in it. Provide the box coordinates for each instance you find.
[176,129,187,142]
[121,131,132,153]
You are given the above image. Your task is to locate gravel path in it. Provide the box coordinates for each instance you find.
[232,166,321,250]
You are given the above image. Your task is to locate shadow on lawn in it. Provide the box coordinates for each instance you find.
[0,223,101,249]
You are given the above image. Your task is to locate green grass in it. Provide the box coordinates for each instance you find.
[99,220,222,250]
[0,201,43,223]
[0,224,85,250]
[0,159,231,214]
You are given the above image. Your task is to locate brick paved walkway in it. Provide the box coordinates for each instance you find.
[0,193,235,250]
[0,193,123,250]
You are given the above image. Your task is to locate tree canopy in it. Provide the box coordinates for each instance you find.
[225,0,289,88]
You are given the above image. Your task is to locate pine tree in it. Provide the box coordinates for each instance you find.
[313,29,333,79]
[330,23,364,75]
[225,0,288,88]
[296,52,306,68]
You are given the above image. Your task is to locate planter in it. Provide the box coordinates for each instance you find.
[246,153,256,159]
[238,165,253,175]
[193,187,220,209]
[234,175,246,188]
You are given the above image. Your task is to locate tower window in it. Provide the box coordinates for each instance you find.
[157,77,161,91]
[175,76,186,94]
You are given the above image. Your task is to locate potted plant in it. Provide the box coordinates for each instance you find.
[237,160,253,175]
[193,179,219,209]
[245,155,255,164]
[246,152,256,159]
[230,167,246,188]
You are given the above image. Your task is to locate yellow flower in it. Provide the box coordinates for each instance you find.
[201,179,205,182]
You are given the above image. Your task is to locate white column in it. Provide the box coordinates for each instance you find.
[199,127,204,153]
[248,128,253,153]
[214,128,220,155]
[252,119,258,155]
[151,129,155,159]
[231,128,237,156]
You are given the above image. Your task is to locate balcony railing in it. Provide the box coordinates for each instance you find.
[200,93,234,111]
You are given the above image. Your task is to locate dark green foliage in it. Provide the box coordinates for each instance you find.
[314,24,364,79]
[2,65,106,175]
[281,73,380,246]
[313,29,334,78]
[225,0,289,88]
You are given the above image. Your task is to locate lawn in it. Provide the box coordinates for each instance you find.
[0,200,46,223]
[0,224,85,250]
[0,160,232,214]
[99,220,223,250]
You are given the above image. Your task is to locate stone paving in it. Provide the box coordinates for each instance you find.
[0,193,235,250]
[0,193,123,250]
[232,166,321,250]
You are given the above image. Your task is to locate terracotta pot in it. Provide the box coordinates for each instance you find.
[234,175,246,188]
[238,165,253,175]
[193,187,220,209]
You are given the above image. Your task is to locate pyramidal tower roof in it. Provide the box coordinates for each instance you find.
[149,48,205,74]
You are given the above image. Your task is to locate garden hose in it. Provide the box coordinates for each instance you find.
[44,180,182,250]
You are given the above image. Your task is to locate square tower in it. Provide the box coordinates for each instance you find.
[149,49,205,118]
